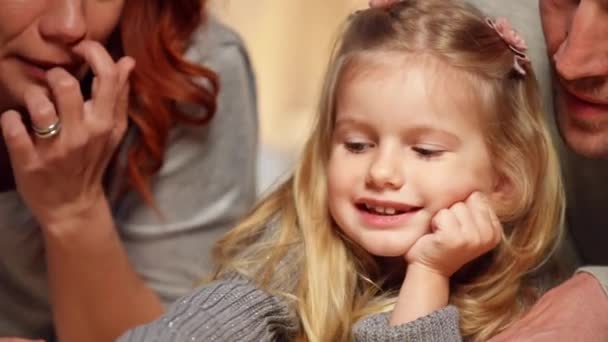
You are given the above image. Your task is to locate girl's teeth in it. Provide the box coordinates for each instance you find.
[373,206,385,214]
[363,204,403,215]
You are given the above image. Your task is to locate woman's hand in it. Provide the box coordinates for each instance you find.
[0,40,134,231]
[405,192,503,277]
[369,0,400,8]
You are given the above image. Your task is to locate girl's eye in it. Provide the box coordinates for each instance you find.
[344,141,373,153]
[412,146,444,159]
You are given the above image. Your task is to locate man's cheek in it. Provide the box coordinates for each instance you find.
[540,2,572,55]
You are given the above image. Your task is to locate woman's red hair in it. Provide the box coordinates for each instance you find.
[119,0,218,205]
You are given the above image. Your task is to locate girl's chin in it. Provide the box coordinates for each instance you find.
[362,242,413,258]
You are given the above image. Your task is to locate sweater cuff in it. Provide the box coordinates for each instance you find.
[352,305,461,342]
[117,278,298,342]
[576,266,608,298]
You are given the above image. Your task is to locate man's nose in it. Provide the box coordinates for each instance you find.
[38,0,87,46]
[553,2,608,81]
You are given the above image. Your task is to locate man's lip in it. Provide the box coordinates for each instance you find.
[559,82,608,106]
[559,87,608,120]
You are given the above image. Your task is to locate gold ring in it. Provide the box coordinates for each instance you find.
[33,120,61,139]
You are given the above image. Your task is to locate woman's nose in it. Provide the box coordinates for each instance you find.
[38,0,87,46]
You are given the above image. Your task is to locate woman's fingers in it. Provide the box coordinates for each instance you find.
[73,41,134,144]
[116,56,135,87]
[0,110,37,168]
[369,0,399,8]
[369,0,397,8]
[23,87,60,145]
[111,82,129,148]
[73,40,119,122]
[110,57,134,144]
[45,68,84,137]
[114,56,135,118]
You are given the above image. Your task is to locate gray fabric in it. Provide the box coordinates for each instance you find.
[0,17,257,339]
[118,278,461,342]
[352,306,461,342]
[117,278,298,342]
[466,0,608,294]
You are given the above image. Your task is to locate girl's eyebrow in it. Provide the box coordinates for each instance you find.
[404,125,462,145]
[406,125,458,138]
[336,117,458,138]
[334,117,461,146]
[334,117,370,131]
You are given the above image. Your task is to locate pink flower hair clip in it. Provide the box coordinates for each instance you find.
[485,17,530,76]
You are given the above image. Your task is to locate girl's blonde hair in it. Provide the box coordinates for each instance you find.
[213,1,564,341]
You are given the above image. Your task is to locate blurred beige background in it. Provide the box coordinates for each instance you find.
[211,0,369,155]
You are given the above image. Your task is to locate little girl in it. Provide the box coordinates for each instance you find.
[119,0,563,341]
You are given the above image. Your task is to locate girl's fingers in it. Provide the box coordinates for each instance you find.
[451,201,477,240]
[0,110,37,168]
[431,208,460,244]
[466,192,496,244]
[471,192,503,245]
[488,205,503,244]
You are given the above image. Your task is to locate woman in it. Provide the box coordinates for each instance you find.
[0,1,257,341]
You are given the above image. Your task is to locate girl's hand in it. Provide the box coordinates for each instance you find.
[405,192,503,277]
[0,40,135,230]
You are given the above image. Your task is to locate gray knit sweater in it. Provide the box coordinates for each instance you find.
[117,278,461,341]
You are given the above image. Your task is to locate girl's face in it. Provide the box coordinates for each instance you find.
[0,0,125,111]
[327,55,499,257]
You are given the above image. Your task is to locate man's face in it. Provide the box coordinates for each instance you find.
[540,0,608,158]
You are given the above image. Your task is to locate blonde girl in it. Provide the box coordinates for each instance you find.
[119,0,563,341]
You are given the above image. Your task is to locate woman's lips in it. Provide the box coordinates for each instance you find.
[17,56,79,81]
[18,57,48,81]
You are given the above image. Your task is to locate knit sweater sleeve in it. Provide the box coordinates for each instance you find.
[116,278,298,342]
[352,306,462,341]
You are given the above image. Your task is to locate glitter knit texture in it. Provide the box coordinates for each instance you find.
[117,276,461,341]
